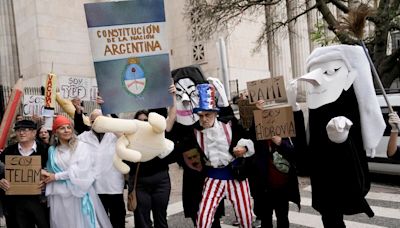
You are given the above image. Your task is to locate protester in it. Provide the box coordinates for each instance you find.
[168,67,229,228]
[125,84,176,228]
[7,113,24,145]
[193,83,254,228]
[294,45,384,227]
[37,125,51,145]
[43,115,112,228]
[72,99,126,228]
[387,112,400,160]
[15,114,23,122]
[0,120,50,228]
[247,100,300,228]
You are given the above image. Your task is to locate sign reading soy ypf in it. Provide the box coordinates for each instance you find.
[5,155,42,195]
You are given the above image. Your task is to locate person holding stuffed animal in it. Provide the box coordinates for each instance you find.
[193,83,255,228]
[123,83,176,228]
[387,112,400,160]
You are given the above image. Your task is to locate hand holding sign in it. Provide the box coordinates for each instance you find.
[71,98,84,114]
[0,178,10,191]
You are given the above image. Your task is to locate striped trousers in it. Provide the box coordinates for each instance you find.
[196,177,253,228]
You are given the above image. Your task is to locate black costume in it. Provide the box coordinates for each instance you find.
[307,86,373,226]
[167,66,225,227]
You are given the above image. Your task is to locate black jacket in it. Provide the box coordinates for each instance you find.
[249,126,301,209]
[306,86,373,217]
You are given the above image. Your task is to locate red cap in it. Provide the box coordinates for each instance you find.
[52,115,72,132]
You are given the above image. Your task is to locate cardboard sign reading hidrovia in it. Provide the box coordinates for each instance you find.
[253,104,295,140]
[5,155,41,195]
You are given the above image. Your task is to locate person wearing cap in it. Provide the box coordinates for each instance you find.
[386,112,400,160]
[72,99,126,228]
[0,120,50,228]
[193,83,255,228]
[42,115,112,228]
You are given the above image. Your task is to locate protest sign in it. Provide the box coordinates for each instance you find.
[5,155,41,195]
[23,95,44,117]
[58,76,98,101]
[253,104,295,140]
[247,76,287,104]
[44,73,57,108]
[237,99,257,129]
[84,0,172,114]
[0,79,23,150]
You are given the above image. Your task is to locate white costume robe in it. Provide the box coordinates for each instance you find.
[45,141,112,228]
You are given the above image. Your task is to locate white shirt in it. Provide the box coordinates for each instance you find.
[196,121,255,168]
[18,141,37,156]
[201,121,233,168]
[78,131,124,194]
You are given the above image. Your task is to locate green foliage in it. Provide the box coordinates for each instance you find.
[310,22,338,46]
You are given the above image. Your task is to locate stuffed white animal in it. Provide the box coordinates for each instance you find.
[92,112,174,174]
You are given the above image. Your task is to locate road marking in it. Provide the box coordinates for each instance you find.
[128,186,399,227]
[167,201,183,216]
[298,197,399,219]
[303,185,400,203]
[287,211,386,228]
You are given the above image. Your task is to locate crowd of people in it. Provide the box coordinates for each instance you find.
[0,66,397,228]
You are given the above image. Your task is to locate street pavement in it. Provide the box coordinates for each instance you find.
[126,163,400,228]
[0,163,396,227]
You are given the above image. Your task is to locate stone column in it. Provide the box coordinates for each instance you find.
[286,0,311,101]
[0,0,20,86]
[266,2,293,83]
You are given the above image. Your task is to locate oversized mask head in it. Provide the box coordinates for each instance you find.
[175,78,199,125]
[172,66,207,126]
[299,46,357,109]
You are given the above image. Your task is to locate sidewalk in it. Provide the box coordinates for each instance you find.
[125,163,240,227]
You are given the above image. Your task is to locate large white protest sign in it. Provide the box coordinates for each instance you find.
[58,76,98,101]
[23,95,44,117]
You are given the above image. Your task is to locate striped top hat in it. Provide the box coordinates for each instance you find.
[193,83,219,113]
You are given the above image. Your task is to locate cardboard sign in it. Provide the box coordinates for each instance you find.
[237,99,258,129]
[247,76,287,104]
[253,104,296,140]
[58,76,98,101]
[23,95,45,117]
[5,155,42,195]
[84,0,173,114]
[45,73,57,108]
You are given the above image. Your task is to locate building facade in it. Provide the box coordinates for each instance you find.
[0,0,379,101]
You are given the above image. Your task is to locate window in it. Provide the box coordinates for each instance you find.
[192,43,205,63]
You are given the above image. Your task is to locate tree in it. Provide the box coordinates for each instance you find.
[184,0,400,88]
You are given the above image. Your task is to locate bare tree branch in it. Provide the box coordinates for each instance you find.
[330,0,349,13]
[184,0,400,87]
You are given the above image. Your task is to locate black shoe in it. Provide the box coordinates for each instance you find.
[232,220,240,226]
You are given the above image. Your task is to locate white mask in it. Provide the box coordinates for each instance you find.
[300,59,355,109]
[175,78,199,125]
